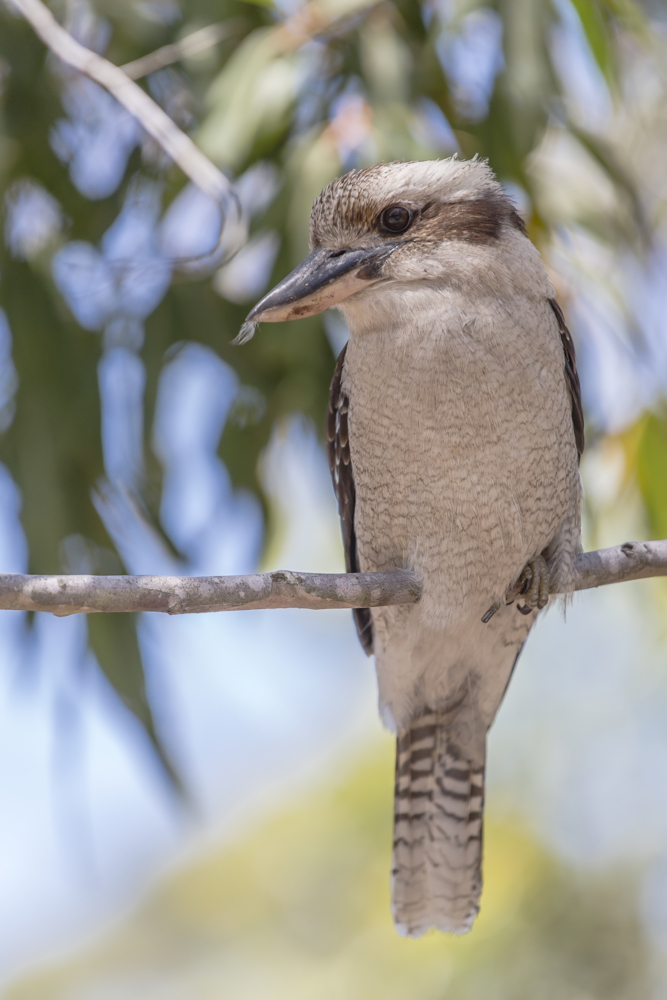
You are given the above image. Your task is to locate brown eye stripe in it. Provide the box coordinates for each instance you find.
[414,196,525,244]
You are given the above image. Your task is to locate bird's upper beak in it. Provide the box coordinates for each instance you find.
[245,243,396,323]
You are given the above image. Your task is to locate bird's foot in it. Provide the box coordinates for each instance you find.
[481,555,551,624]
[515,555,550,615]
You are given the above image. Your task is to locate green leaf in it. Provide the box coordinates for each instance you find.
[636,413,667,541]
[569,126,648,243]
[88,613,185,796]
[570,0,615,82]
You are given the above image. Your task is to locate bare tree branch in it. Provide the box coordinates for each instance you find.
[573,539,667,592]
[11,0,238,210]
[121,21,241,80]
[0,541,665,617]
[0,570,423,617]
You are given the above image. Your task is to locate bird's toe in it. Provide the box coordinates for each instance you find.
[516,555,550,614]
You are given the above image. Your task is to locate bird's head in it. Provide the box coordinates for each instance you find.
[245,157,542,335]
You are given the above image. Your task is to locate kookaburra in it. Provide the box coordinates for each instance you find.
[246,158,584,936]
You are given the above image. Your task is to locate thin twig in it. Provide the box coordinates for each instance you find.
[121,21,241,80]
[0,541,665,617]
[11,0,237,209]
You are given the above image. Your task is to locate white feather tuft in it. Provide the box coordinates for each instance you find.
[232,321,258,346]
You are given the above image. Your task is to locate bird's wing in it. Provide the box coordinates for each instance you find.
[326,344,374,655]
[549,298,585,458]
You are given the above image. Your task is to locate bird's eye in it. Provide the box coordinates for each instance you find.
[380,205,412,234]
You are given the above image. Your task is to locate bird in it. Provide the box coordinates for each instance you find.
[245,157,584,937]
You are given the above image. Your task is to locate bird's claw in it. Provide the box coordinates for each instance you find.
[516,555,550,614]
[481,602,499,624]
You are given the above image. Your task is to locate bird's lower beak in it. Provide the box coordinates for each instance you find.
[245,244,395,323]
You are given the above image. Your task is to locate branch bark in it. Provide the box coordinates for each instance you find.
[573,539,667,591]
[0,570,422,617]
[11,0,238,209]
[0,541,665,617]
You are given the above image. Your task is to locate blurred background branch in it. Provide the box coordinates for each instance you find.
[10,0,239,208]
[120,21,243,80]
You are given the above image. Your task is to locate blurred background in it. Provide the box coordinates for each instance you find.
[1,0,667,995]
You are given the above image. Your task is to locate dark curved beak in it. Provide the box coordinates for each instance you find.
[246,243,397,323]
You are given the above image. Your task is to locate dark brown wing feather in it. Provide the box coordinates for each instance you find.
[327,345,373,655]
[549,298,585,458]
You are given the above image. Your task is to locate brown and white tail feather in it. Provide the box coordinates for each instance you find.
[391,710,485,936]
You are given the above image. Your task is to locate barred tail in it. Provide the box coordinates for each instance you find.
[391,710,485,937]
